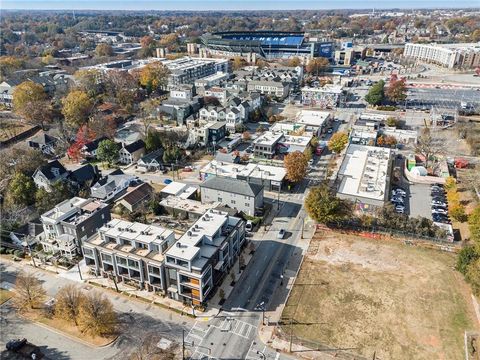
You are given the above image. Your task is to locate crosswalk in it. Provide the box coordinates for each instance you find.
[185,321,209,348]
[212,317,257,339]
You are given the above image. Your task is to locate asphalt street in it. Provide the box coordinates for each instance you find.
[186,197,305,360]
[0,261,193,360]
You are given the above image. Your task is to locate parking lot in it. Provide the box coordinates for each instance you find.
[406,87,480,112]
[407,183,432,220]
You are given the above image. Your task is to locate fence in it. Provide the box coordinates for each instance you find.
[316,223,460,253]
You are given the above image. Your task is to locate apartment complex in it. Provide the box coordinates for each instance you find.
[162,57,230,86]
[404,42,480,69]
[41,197,111,257]
[82,220,176,292]
[164,209,245,305]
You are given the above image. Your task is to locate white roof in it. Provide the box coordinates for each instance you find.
[100,218,174,245]
[201,160,285,183]
[166,209,229,261]
[253,131,283,146]
[301,85,343,94]
[337,144,392,202]
[161,181,189,196]
[295,110,331,128]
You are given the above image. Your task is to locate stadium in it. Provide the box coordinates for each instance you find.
[201,31,333,60]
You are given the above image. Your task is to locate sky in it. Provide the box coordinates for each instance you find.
[2,0,479,11]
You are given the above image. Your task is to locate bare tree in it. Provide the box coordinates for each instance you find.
[415,127,444,170]
[14,270,46,311]
[129,335,179,360]
[78,291,117,336]
[55,284,85,325]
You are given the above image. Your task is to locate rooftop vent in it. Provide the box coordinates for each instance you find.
[176,242,182,248]
[187,231,192,236]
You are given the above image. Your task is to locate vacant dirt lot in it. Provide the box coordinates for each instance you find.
[281,232,479,360]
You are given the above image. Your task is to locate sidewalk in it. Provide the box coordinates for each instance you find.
[256,219,333,359]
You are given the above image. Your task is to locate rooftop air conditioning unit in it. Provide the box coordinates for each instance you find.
[187,231,192,236]
[118,228,124,231]
[176,242,182,248]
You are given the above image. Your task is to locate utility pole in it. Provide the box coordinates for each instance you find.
[26,238,37,268]
[301,215,305,239]
[182,329,185,360]
[110,271,119,292]
[289,316,294,352]
[277,185,281,210]
[77,261,83,280]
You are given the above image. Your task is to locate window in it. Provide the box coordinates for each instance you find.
[231,200,235,204]
[245,203,249,207]
[218,197,222,202]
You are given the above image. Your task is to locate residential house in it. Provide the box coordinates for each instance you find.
[82,219,176,292]
[40,197,111,257]
[164,209,246,305]
[0,79,22,107]
[82,136,109,159]
[115,183,154,213]
[33,160,69,191]
[27,133,58,155]
[119,140,145,165]
[137,149,164,172]
[200,177,264,216]
[8,219,44,248]
[225,108,242,131]
[247,79,290,99]
[69,164,101,189]
[90,170,137,202]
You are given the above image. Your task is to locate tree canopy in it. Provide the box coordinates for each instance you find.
[305,184,351,224]
[365,80,385,106]
[138,62,169,93]
[61,90,94,127]
[5,172,36,207]
[327,131,349,153]
[284,151,308,183]
[385,75,407,103]
[306,57,330,75]
[97,139,120,166]
[12,81,52,128]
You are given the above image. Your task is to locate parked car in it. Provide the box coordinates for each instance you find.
[246,221,253,232]
[432,208,448,215]
[431,200,447,207]
[277,229,286,239]
[395,205,405,213]
[391,196,404,204]
[392,188,407,197]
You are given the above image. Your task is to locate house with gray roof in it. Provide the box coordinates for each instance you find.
[200,176,264,216]
[32,160,69,191]
[90,170,137,202]
[137,149,164,171]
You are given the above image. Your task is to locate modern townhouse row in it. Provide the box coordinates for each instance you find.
[82,209,246,305]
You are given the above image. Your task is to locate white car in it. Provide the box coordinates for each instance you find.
[432,208,448,215]
[395,205,405,213]
[278,229,286,239]
[393,188,407,197]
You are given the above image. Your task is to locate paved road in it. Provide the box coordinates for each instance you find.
[186,198,305,360]
[0,261,193,360]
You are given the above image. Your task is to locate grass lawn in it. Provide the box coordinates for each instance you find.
[22,310,116,347]
[0,121,33,141]
[0,289,13,305]
[281,232,479,360]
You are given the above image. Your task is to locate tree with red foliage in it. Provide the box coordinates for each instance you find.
[67,125,96,161]
[385,74,407,104]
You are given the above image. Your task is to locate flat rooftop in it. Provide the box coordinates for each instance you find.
[337,144,392,202]
[201,160,285,182]
[254,131,284,146]
[160,196,218,215]
[99,218,174,245]
[166,209,230,261]
[295,110,331,127]
[301,85,343,94]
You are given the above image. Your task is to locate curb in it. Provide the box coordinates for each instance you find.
[18,313,118,349]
